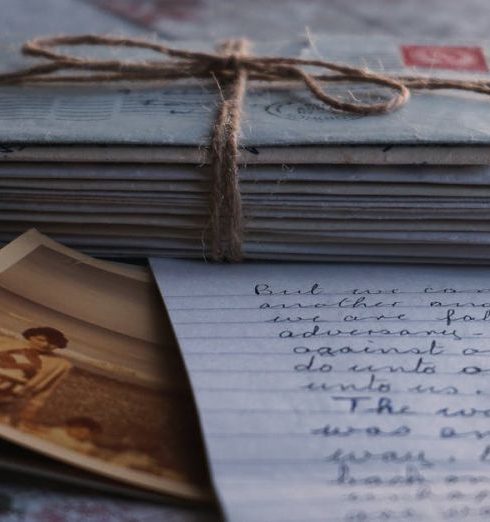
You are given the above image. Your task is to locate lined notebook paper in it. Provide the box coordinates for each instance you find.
[151,259,490,522]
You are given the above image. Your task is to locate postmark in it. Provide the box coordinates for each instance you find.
[265,101,363,121]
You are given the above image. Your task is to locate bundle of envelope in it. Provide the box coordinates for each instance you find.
[1,34,490,263]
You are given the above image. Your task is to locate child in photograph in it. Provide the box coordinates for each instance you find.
[24,416,171,478]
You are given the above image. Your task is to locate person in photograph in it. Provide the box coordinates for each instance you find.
[22,416,102,455]
[0,327,71,424]
[24,415,169,478]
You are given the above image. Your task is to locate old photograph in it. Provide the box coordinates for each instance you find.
[0,230,210,501]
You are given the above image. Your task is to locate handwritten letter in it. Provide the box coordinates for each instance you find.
[151,259,490,521]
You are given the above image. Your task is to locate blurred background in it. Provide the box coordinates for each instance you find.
[2,0,490,40]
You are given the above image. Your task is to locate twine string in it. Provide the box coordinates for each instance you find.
[208,39,249,261]
[1,35,490,260]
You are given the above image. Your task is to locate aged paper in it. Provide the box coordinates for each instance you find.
[152,258,490,521]
[1,36,490,164]
[0,230,211,501]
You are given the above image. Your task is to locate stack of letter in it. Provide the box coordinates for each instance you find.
[1,35,490,262]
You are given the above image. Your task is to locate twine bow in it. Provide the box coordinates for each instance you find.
[2,35,490,261]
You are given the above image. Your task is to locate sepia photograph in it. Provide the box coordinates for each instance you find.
[0,230,210,501]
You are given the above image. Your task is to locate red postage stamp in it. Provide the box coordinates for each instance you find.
[401,45,488,72]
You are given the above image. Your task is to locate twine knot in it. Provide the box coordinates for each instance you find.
[211,53,242,73]
[1,35,490,261]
